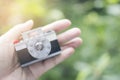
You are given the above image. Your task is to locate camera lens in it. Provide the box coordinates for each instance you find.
[35,42,44,51]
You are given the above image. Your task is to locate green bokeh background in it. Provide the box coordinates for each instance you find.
[0,0,120,80]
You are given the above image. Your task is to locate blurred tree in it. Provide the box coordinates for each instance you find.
[41,0,120,80]
[0,0,120,80]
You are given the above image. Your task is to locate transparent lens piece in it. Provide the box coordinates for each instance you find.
[27,36,51,59]
[21,28,52,59]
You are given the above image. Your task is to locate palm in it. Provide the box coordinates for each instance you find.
[0,19,82,80]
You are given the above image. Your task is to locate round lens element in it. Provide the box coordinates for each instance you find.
[27,36,51,59]
[35,42,44,51]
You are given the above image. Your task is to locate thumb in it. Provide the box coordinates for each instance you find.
[3,20,34,42]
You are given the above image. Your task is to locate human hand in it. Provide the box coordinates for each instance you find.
[0,19,82,80]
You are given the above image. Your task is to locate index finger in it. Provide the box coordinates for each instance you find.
[42,19,71,33]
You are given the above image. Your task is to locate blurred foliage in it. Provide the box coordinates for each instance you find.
[0,0,120,80]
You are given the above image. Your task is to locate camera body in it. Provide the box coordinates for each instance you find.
[15,28,61,67]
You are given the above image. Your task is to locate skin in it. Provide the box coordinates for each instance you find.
[0,19,82,80]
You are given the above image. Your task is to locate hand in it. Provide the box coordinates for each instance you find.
[0,19,82,80]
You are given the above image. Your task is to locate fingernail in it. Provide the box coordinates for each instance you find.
[64,19,71,24]
[25,20,33,25]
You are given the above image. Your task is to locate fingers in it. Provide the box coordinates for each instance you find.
[42,47,75,71]
[58,28,81,45]
[28,37,82,78]
[42,19,71,33]
[3,20,33,42]
[61,37,82,50]
[2,19,71,42]
[28,47,75,78]
[27,27,82,78]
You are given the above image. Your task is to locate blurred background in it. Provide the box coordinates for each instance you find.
[0,0,120,80]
